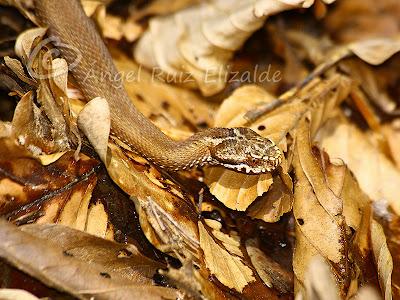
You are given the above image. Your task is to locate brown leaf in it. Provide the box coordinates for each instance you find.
[292,118,347,294]
[0,220,178,300]
[21,223,164,284]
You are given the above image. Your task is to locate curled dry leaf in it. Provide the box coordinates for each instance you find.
[292,119,348,295]
[0,220,178,300]
[77,97,111,163]
[316,116,400,215]
[134,0,333,95]
[13,27,80,153]
[11,91,54,154]
[349,36,400,65]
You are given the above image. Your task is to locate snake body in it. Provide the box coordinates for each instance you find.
[34,0,282,174]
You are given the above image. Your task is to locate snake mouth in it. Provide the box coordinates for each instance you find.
[219,152,283,174]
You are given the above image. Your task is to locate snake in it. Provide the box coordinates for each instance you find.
[33,0,282,174]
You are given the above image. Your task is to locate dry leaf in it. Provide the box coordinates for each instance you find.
[349,36,400,65]
[21,223,163,284]
[292,118,347,295]
[298,255,340,300]
[77,97,111,163]
[0,220,178,300]
[246,238,293,294]
[198,221,255,292]
[134,0,334,95]
[0,289,40,300]
[316,116,400,215]
[371,220,393,300]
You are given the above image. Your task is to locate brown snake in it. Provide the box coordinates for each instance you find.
[33,0,282,174]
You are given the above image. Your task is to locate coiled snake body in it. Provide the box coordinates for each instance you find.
[34,0,282,174]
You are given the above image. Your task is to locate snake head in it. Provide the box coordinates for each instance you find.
[208,128,283,174]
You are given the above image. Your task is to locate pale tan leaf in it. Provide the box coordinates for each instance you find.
[349,36,400,65]
[198,222,255,292]
[246,174,293,222]
[0,289,40,300]
[302,256,340,300]
[205,167,273,211]
[297,119,342,216]
[213,85,276,128]
[134,0,331,95]
[14,27,47,66]
[371,220,393,300]
[77,97,111,162]
[317,117,400,215]
[85,202,112,239]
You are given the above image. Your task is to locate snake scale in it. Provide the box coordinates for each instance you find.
[33,0,282,174]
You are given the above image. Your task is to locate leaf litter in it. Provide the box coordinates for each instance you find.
[0,0,400,299]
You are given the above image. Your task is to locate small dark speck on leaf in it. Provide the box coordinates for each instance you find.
[100,272,111,279]
[161,101,170,110]
[258,125,266,131]
[297,218,304,225]
[136,93,144,102]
